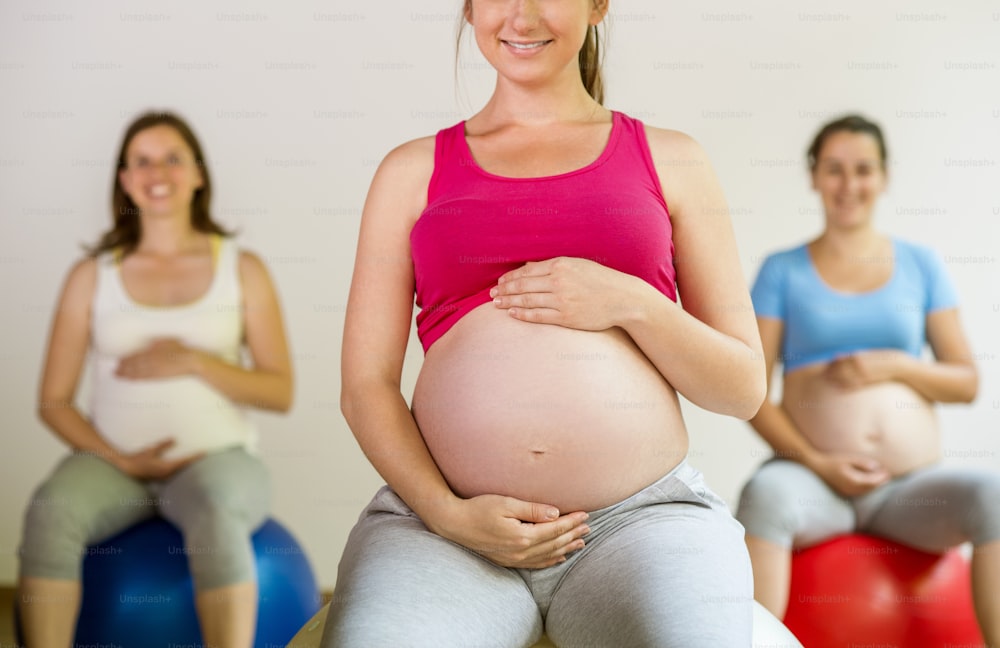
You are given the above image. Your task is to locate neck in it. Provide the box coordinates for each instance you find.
[135,213,203,256]
[478,71,602,126]
[814,225,884,258]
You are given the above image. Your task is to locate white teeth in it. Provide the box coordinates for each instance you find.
[507,41,547,50]
[149,184,170,197]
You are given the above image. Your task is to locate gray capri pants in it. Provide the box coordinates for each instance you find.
[736,459,1000,551]
[19,447,269,591]
[322,460,753,648]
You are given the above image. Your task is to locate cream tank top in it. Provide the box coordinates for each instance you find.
[88,236,257,459]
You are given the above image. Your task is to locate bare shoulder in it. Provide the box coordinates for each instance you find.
[237,248,268,275]
[47,256,99,326]
[642,125,711,167]
[642,126,721,219]
[364,134,438,228]
[236,248,278,293]
[63,256,99,298]
[375,135,437,185]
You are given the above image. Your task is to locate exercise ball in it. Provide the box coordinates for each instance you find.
[783,534,983,648]
[72,517,320,648]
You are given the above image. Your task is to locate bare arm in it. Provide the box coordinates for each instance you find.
[747,318,821,463]
[114,251,293,412]
[340,139,458,525]
[646,130,766,418]
[493,130,765,419]
[38,259,195,478]
[341,139,588,568]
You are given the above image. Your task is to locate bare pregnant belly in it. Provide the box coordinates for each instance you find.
[412,304,688,512]
[783,367,941,475]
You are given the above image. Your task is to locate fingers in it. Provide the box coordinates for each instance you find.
[497,518,591,569]
[115,440,207,480]
[824,455,890,496]
[515,499,561,523]
[851,471,888,485]
[116,353,154,378]
[448,496,592,569]
[171,451,205,470]
[506,307,563,325]
[493,292,555,312]
[114,357,137,376]
[547,523,589,559]
[491,276,553,301]
[488,498,590,567]
[143,438,176,455]
[497,260,556,285]
[843,464,889,488]
[847,456,888,477]
[518,510,590,558]
[506,498,587,528]
[844,454,879,469]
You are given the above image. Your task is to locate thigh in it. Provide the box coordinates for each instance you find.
[322,487,542,648]
[20,453,155,579]
[736,459,855,549]
[546,464,753,648]
[859,464,1000,551]
[27,453,155,544]
[158,447,270,531]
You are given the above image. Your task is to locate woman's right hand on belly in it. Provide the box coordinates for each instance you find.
[112,438,204,480]
[433,494,591,569]
[806,451,891,497]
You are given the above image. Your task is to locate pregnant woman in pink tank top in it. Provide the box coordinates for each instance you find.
[325,2,767,645]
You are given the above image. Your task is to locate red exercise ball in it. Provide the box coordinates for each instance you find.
[783,534,983,648]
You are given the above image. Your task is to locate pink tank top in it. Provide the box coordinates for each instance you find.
[411,111,677,352]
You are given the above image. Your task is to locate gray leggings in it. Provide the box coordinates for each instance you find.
[736,459,1000,551]
[19,447,269,591]
[322,461,753,648]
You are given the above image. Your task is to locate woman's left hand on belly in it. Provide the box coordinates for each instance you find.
[489,256,641,331]
[823,349,906,388]
[115,338,200,380]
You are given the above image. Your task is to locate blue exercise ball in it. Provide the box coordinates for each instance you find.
[71,517,320,648]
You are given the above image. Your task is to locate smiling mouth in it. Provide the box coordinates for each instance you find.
[502,40,552,50]
[148,184,171,198]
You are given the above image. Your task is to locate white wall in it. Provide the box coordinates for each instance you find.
[1,0,997,589]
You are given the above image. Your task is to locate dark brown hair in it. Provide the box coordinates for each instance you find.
[807,114,888,171]
[89,111,229,258]
[457,1,607,104]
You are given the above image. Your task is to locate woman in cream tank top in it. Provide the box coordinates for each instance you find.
[17,111,293,648]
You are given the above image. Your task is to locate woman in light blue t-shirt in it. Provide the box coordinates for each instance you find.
[736,114,1000,644]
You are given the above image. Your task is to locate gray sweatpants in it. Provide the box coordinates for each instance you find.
[736,459,1000,551]
[19,447,270,591]
[322,461,753,648]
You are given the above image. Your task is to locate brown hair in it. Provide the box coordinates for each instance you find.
[807,114,888,171]
[89,111,229,258]
[457,1,607,104]
[578,23,604,104]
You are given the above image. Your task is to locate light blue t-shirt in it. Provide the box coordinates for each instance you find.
[751,239,959,372]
